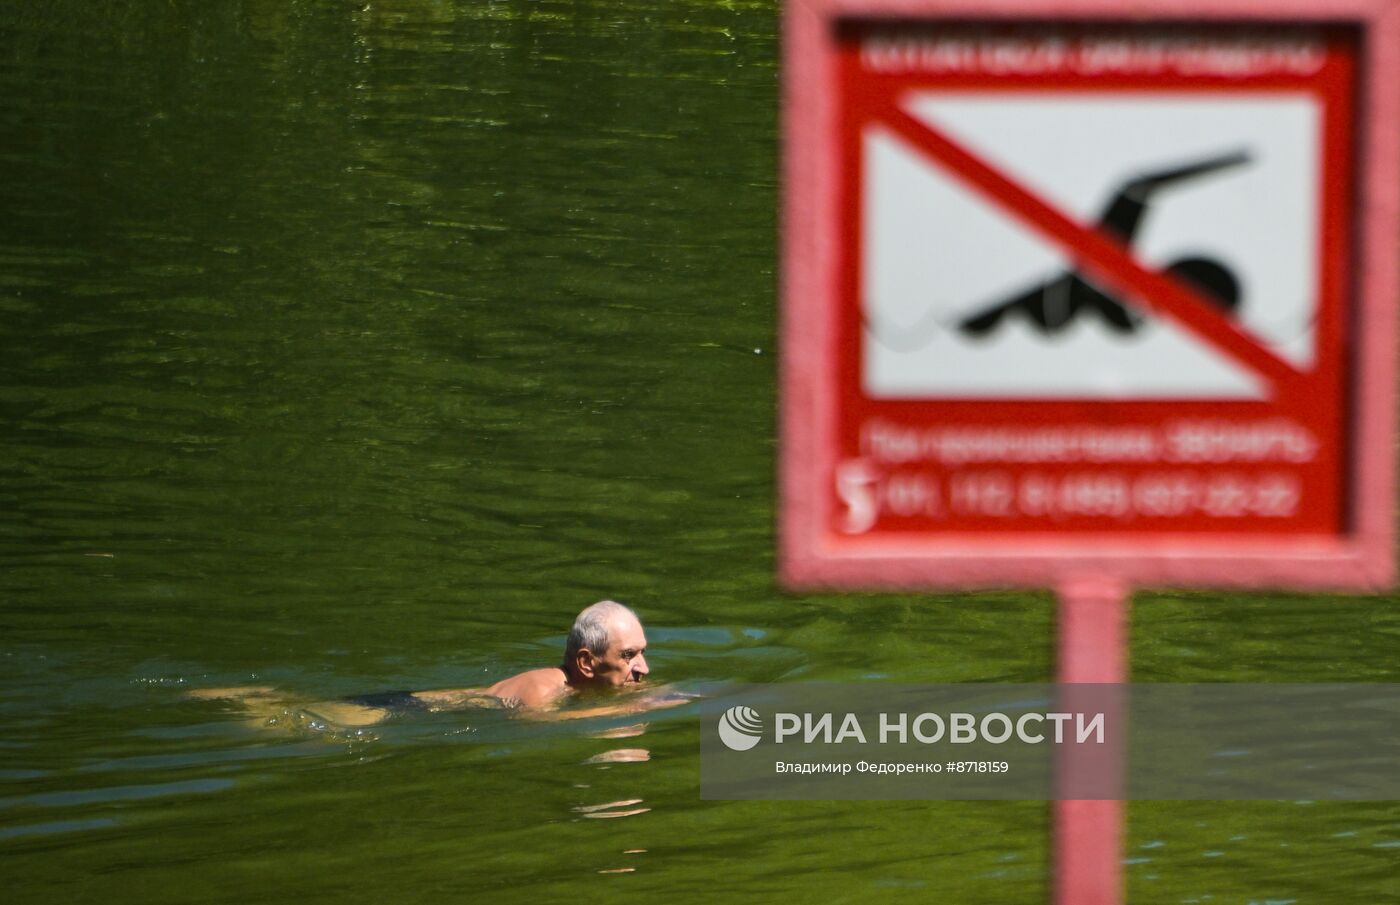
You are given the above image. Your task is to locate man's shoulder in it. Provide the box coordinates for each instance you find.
[488,667,568,708]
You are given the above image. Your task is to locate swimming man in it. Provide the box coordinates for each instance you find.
[190,599,656,727]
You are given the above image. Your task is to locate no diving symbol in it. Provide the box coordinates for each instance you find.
[959,150,1249,335]
[861,93,1323,400]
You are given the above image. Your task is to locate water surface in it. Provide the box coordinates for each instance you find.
[2,2,1396,902]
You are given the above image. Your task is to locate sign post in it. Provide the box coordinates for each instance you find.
[780,2,1400,902]
[1054,576,1127,905]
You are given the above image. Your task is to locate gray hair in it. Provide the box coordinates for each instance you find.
[564,600,637,665]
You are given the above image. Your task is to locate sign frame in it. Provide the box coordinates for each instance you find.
[780,0,1400,591]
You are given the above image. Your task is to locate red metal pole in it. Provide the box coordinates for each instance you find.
[1054,575,1129,905]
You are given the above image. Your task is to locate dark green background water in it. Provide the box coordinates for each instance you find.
[1,2,1396,902]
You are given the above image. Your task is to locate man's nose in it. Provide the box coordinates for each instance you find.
[634,654,649,677]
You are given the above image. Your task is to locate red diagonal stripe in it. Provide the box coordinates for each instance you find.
[876,101,1307,397]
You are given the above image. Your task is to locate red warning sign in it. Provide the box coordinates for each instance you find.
[781,8,1400,589]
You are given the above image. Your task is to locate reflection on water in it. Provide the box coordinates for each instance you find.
[583,748,650,765]
[572,798,646,816]
[189,676,674,874]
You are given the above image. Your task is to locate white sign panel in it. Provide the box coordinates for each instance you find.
[862,93,1320,399]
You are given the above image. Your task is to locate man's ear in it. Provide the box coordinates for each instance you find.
[575,649,597,679]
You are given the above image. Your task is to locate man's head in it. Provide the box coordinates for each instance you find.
[563,600,649,688]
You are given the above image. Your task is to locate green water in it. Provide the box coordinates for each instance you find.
[1,2,1396,902]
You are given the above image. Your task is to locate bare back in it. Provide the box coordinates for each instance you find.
[413,667,570,711]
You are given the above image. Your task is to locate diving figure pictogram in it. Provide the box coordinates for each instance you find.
[958,151,1250,336]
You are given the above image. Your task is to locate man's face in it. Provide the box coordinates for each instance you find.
[588,613,649,687]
